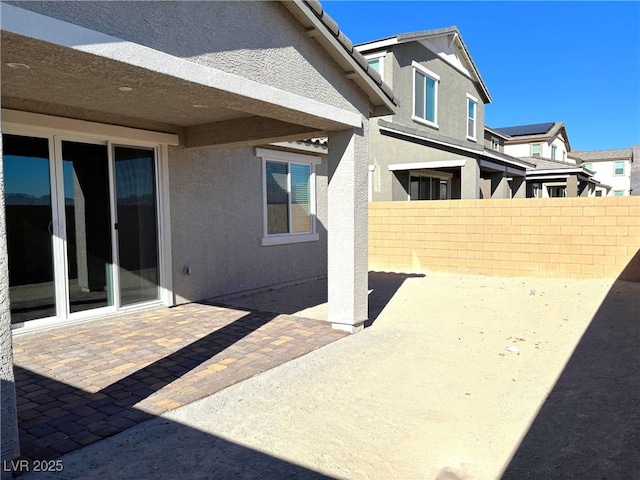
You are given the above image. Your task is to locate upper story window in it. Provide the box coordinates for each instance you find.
[256,148,320,246]
[551,145,557,160]
[614,161,625,175]
[365,52,386,80]
[466,94,477,141]
[412,61,439,128]
[613,190,624,196]
[491,137,500,151]
[531,143,541,157]
[584,163,593,170]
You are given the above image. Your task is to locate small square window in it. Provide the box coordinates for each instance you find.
[491,137,499,151]
[531,144,541,157]
[584,163,593,170]
[614,161,624,175]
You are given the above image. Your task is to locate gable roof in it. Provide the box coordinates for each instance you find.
[571,148,632,162]
[284,1,397,116]
[494,121,571,151]
[354,26,491,104]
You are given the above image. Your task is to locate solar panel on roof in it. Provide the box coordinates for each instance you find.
[494,122,555,137]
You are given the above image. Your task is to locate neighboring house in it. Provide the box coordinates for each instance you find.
[494,122,600,197]
[632,145,640,196]
[0,0,397,463]
[496,121,571,162]
[571,148,634,196]
[357,27,534,202]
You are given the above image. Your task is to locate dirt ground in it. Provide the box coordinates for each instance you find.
[23,272,639,480]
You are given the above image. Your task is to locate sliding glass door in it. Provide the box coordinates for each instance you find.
[2,133,161,326]
[3,135,56,323]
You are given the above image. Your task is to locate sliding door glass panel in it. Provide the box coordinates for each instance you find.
[61,141,113,313]
[3,134,55,323]
[114,146,159,306]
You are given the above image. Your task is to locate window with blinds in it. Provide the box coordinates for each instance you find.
[266,160,312,235]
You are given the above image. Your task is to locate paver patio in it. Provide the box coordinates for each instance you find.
[12,302,347,460]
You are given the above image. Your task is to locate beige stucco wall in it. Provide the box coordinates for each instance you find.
[390,41,486,144]
[168,145,328,304]
[6,1,365,115]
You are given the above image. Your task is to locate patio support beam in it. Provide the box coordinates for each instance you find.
[0,132,21,472]
[327,127,368,333]
[511,175,526,198]
[184,117,324,149]
[490,171,510,199]
[567,174,579,197]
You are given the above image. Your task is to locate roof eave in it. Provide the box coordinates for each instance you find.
[284,1,397,118]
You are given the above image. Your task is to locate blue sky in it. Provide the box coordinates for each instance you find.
[322,1,640,151]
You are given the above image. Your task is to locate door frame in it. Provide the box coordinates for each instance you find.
[2,109,177,331]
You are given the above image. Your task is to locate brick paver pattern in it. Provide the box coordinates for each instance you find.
[13,302,347,460]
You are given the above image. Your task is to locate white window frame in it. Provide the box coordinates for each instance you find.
[412,61,439,129]
[531,143,541,157]
[551,145,557,160]
[613,190,624,196]
[466,93,478,141]
[2,110,176,331]
[491,136,500,151]
[365,51,386,80]
[257,148,320,246]
[613,161,625,176]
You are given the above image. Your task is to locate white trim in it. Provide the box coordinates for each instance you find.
[1,3,362,129]
[157,144,174,307]
[355,38,399,53]
[3,116,173,327]
[531,168,588,175]
[261,233,320,247]
[257,148,319,246]
[491,136,500,151]
[388,160,467,171]
[2,109,179,146]
[466,93,477,141]
[411,61,439,129]
[256,147,321,165]
[364,51,386,80]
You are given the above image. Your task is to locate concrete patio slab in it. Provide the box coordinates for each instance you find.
[17,272,640,479]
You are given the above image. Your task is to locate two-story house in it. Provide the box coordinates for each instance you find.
[494,122,600,197]
[357,27,534,202]
[571,148,634,196]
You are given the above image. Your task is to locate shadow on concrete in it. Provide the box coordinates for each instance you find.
[502,252,640,479]
[366,271,425,327]
[14,309,278,461]
[216,271,425,329]
[8,372,334,480]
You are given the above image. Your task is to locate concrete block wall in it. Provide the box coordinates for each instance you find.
[369,197,640,281]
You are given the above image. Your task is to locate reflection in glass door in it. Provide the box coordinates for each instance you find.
[3,132,162,326]
[114,146,159,306]
[3,134,56,323]
[61,141,113,314]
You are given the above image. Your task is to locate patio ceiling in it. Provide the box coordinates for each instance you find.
[1,14,359,149]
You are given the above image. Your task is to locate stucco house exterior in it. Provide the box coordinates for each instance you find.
[494,122,601,197]
[357,27,533,202]
[570,148,634,196]
[0,0,397,466]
